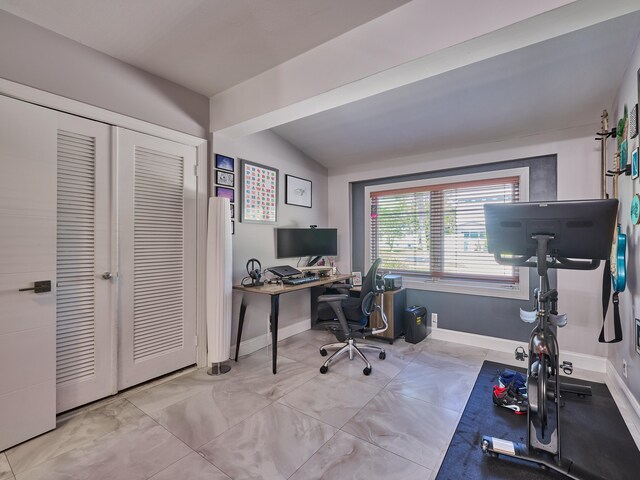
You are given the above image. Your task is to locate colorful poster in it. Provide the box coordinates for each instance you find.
[241,159,278,224]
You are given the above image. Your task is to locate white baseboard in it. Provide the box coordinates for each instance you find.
[430,327,607,373]
[605,360,640,450]
[230,318,311,358]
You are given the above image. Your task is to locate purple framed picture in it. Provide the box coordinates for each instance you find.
[215,154,234,172]
[216,186,235,203]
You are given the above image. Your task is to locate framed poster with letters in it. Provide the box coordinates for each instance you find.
[240,159,278,224]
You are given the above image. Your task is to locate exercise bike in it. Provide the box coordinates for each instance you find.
[480,199,618,480]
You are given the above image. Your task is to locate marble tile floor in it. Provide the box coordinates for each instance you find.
[0,333,617,480]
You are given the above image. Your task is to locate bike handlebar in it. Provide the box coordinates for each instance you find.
[493,253,600,271]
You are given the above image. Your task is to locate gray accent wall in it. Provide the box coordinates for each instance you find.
[351,155,557,342]
[0,11,209,138]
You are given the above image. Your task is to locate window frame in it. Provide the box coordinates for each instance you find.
[364,167,530,300]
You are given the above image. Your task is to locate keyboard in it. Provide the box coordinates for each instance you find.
[282,276,320,285]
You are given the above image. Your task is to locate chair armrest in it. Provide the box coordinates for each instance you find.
[318,294,349,303]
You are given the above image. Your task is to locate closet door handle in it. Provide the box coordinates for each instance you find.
[101,272,113,280]
[18,280,52,293]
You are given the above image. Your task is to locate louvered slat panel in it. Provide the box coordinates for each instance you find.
[133,146,184,362]
[56,131,96,386]
[370,176,519,282]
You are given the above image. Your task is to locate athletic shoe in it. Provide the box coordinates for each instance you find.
[497,369,527,396]
[493,384,528,414]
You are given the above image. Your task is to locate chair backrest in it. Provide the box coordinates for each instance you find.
[360,258,382,314]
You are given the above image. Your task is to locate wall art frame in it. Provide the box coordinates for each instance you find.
[240,159,279,224]
[215,153,234,172]
[285,174,312,208]
[216,170,234,187]
[215,186,235,203]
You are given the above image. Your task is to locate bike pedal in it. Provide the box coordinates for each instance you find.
[561,361,573,375]
[515,346,528,361]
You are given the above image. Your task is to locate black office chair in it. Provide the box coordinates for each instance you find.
[315,258,388,375]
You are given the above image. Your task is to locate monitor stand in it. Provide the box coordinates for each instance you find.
[307,255,323,267]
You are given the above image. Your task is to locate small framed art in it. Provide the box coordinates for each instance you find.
[632,148,639,179]
[630,104,638,139]
[285,174,312,208]
[232,220,235,235]
[216,170,234,187]
[215,154,234,172]
[230,203,235,219]
[216,186,235,203]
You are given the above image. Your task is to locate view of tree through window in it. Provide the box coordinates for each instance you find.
[370,176,519,284]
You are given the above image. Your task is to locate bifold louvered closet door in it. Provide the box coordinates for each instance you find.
[117,128,197,389]
[55,114,115,413]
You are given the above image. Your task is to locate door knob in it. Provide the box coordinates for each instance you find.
[101,272,113,280]
[18,280,52,293]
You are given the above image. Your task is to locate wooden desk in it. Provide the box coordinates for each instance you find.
[233,273,352,374]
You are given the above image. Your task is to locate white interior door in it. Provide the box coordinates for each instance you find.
[0,95,57,450]
[55,113,115,413]
[117,128,197,389]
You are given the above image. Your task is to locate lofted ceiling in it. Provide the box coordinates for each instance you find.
[0,0,409,96]
[2,2,639,170]
[272,11,640,169]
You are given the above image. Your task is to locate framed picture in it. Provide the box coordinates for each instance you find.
[630,104,638,139]
[215,153,234,172]
[215,186,235,203]
[216,170,234,187]
[621,140,629,169]
[232,220,235,235]
[240,159,278,224]
[230,203,235,219]
[285,174,312,208]
[633,148,639,179]
[351,271,362,286]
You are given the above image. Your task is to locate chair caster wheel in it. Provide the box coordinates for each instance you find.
[320,348,327,357]
[363,367,371,376]
[320,365,328,374]
[379,352,386,360]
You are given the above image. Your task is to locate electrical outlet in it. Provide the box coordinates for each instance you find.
[623,359,628,378]
[431,313,438,327]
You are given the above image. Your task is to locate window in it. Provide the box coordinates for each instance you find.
[365,168,529,298]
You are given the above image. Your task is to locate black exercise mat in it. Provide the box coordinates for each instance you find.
[436,360,640,480]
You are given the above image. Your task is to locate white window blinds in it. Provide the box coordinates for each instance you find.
[370,176,520,284]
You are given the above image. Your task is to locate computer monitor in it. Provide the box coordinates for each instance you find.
[276,228,337,263]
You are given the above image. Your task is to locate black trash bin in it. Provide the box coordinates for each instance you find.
[404,305,429,344]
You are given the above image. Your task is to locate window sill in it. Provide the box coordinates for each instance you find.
[400,276,529,300]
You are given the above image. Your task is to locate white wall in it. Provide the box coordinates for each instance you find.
[0,11,209,138]
[212,131,328,352]
[608,34,640,402]
[328,124,608,358]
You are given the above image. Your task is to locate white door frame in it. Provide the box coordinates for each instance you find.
[0,78,209,369]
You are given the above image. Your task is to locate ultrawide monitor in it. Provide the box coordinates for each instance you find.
[276,228,337,258]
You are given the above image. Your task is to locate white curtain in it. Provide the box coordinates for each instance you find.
[206,197,232,364]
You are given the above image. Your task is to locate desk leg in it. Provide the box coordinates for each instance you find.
[234,299,247,362]
[270,294,280,374]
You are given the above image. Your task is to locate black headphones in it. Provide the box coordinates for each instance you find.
[245,258,264,287]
